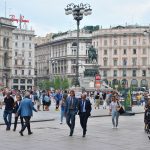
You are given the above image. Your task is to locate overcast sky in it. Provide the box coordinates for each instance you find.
[0,0,150,36]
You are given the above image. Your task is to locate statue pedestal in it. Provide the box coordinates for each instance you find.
[79,63,99,91]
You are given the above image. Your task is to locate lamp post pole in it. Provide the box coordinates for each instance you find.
[65,3,92,86]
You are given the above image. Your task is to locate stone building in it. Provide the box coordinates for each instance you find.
[0,17,16,88]
[92,25,150,88]
[12,28,35,90]
[35,30,92,85]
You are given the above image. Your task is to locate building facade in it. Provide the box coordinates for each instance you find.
[92,25,150,88]
[0,17,16,88]
[35,30,92,85]
[12,29,35,90]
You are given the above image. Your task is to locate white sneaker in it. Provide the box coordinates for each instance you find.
[112,126,115,129]
[60,122,62,124]
[116,126,119,129]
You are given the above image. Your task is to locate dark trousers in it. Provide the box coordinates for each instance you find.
[79,112,89,135]
[14,116,24,131]
[21,116,31,133]
[3,110,13,129]
[66,110,76,134]
[56,101,60,109]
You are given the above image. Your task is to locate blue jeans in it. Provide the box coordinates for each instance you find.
[60,110,65,123]
[3,110,13,129]
[112,111,119,127]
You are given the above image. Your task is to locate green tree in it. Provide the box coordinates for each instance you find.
[62,77,69,90]
[54,76,61,89]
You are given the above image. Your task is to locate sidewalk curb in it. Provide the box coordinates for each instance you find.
[90,112,144,118]
[0,118,55,126]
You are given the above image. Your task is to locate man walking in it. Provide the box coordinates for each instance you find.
[17,92,37,136]
[65,90,78,136]
[78,93,92,137]
[3,92,14,130]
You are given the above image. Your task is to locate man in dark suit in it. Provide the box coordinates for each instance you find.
[78,93,92,137]
[65,90,78,136]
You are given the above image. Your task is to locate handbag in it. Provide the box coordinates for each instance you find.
[117,102,125,114]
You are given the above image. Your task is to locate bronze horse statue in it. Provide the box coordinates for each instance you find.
[88,46,97,63]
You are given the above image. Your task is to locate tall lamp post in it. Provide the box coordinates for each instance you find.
[65,3,92,86]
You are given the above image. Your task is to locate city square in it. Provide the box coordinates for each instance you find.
[0,0,150,150]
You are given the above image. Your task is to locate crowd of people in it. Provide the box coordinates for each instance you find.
[0,87,150,138]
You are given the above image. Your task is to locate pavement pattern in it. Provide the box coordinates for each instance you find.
[0,113,149,150]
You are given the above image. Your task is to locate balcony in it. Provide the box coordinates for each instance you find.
[118,65,140,69]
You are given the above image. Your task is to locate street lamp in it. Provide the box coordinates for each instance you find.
[65,3,92,86]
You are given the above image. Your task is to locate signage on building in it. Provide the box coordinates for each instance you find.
[95,74,101,89]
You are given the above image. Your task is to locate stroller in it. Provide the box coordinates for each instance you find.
[144,108,150,134]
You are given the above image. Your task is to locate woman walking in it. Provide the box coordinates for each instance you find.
[109,96,121,128]
[13,94,24,131]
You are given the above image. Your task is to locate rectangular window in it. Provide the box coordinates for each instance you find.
[27,79,32,84]
[123,69,126,77]
[123,59,127,66]
[29,37,32,41]
[103,70,107,77]
[15,35,18,40]
[123,40,127,45]
[132,70,136,77]
[104,59,107,66]
[123,49,127,55]
[29,62,31,66]
[133,39,137,45]
[133,49,136,54]
[15,52,17,56]
[113,70,117,77]
[20,79,25,84]
[22,43,24,48]
[15,60,17,65]
[29,52,31,57]
[143,49,146,55]
[22,70,24,75]
[13,79,18,83]
[114,40,117,45]
[143,39,146,45]
[114,49,117,55]
[142,58,147,66]
[104,40,107,46]
[29,43,31,49]
[15,42,18,47]
[132,58,137,66]
[28,70,31,75]
[22,60,24,65]
[142,70,146,77]
[104,50,107,55]
[20,86,25,90]
[15,70,17,75]
[113,59,118,66]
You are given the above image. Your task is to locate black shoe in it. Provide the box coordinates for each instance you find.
[19,131,24,136]
[148,136,150,140]
[13,129,16,132]
[6,127,10,131]
[82,134,85,137]
[28,132,33,135]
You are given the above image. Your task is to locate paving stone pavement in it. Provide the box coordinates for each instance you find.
[0,113,149,150]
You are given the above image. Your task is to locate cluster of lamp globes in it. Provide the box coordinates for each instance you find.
[65,3,92,20]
